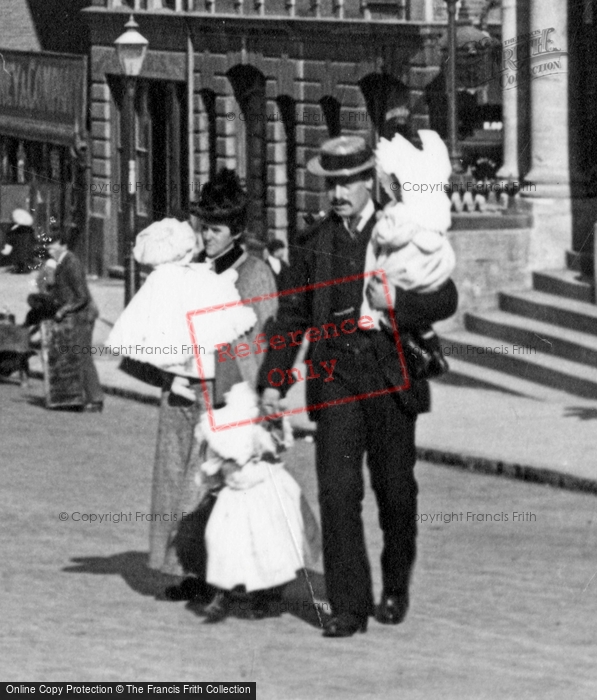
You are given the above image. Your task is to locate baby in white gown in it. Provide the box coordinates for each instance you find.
[366,131,456,370]
[107,218,256,398]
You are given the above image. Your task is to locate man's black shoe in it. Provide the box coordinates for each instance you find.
[322,614,368,638]
[376,592,409,625]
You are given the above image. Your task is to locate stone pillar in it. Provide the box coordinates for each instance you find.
[521,2,571,271]
[496,0,518,179]
[522,4,569,198]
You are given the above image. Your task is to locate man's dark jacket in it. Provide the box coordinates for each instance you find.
[258,211,458,417]
[52,251,98,323]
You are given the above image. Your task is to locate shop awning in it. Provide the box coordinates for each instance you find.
[0,51,87,147]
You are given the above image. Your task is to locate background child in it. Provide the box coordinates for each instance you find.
[195,382,313,622]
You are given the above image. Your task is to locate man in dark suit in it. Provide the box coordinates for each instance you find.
[47,230,104,412]
[259,136,458,637]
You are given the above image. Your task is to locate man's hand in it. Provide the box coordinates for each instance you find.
[261,387,283,417]
[54,310,65,323]
[366,275,396,311]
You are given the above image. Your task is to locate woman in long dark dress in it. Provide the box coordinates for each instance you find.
[146,171,279,603]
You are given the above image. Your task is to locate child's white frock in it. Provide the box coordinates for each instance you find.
[205,460,305,592]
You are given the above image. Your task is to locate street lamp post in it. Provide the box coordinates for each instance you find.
[114,16,148,306]
[444,0,463,177]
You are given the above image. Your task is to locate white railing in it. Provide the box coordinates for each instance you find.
[450,181,520,214]
[105,0,410,18]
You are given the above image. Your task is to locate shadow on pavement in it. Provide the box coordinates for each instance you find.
[63,551,177,597]
[63,552,328,629]
[25,395,48,409]
[25,395,87,412]
[281,568,328,629]
[434,371,525,397]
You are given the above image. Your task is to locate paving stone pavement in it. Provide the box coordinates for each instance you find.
[1,381,597,697]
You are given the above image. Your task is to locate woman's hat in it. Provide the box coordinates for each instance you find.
[190,169,247,226]
[11,208,34,229]
[307,136,375,178]
[133,218,196,266]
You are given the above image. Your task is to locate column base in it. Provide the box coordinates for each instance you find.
[521,170,571,200]
[523,197,571,271]
[496,163,519,180]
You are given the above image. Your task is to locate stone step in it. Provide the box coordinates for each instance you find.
[435,355,583,403]
[464,309,597,367]
[532,269,594,304]
[499,289,597,336]
[439,330,597,400]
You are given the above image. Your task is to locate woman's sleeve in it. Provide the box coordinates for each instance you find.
[250,263,278,335]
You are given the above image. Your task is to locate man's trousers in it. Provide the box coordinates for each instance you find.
[314,332,418,619]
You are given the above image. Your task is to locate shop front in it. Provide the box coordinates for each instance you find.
[0,51,88,265]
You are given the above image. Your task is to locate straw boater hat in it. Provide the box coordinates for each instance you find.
[307,136,376,178]
[133,217,196,266]
[11,209,34,229]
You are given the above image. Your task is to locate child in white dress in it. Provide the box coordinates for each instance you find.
[107,218,257,398]
[366,130,456,375]
[195,381,309,622]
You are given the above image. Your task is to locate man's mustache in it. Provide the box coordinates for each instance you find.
[331,199,350,207]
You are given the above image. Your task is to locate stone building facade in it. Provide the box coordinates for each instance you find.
[83,0,502,275]
[0,0,90,261]
[82,0,597,327]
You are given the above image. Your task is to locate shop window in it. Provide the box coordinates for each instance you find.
[50,147,61,183]
[135,82,152,217]
[16,143,27,184]
[0,140,9,181]
[199,89,217,182]
[26,142,44,183]
[4,139,19,183]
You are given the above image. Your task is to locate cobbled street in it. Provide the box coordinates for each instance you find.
[1,379,596,699]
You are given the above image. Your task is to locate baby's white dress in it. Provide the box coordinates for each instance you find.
[205,459,305,592]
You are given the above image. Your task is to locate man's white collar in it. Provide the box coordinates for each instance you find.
[345,198,375,233]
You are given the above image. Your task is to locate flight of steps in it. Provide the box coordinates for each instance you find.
[439,268,597,401]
